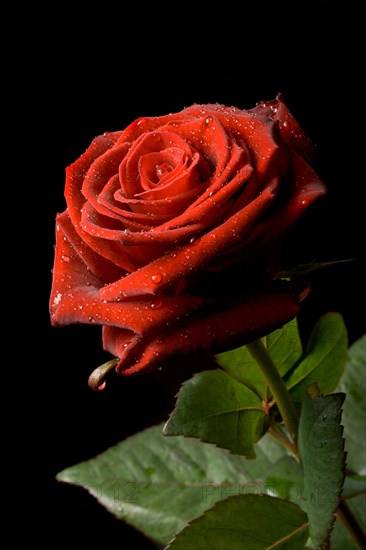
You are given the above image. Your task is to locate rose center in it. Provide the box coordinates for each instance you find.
[155,162,173,180]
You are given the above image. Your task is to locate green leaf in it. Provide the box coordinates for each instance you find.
[343,475,366,499]
[286,313,348,405]
[330,494,366,549]
[163,370,268,458]
[275,258,356,279]
[57,425,291,545]
[166,494,309,549]
[298,393,346,549]
[264,456,304,504]
[264,317,303,377]
[336,334,366,475]
[215,317,302,399]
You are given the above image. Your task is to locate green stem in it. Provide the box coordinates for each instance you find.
[336,500,366,550]
[246,339,299,443]
[88,357,118,391]
[269,426,298,458]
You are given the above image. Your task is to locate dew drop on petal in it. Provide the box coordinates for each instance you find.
[151,300,163,310]
[88,316,95,323]
[151,273,162,284]
[61,254,70,262]
[205,116,213,125]
[98,381,106,391]
[53,292,62,307]
[189,235,201,246]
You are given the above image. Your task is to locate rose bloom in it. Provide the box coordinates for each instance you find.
[50,96,326,386]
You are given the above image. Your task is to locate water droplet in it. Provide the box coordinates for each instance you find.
[78,305,83,310]
[151,300,163,310]
[320,440,328,448]
[151,273,162,284]
[53,292,62,306]
[322,415,328,421]
[61,254,70,262]
[189,235,201,246]
[205,116,213,125]
[156,163,172,179]
[88,316,95,323]
[98,381,106,391]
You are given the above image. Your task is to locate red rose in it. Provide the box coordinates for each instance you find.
[50,95,326,387]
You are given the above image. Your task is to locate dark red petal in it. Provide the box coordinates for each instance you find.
[57,211,126,282]
[162,115,233,173]
[80,201,171,239]
[64,138,139,272]
[136,152,206,200]
[114,180,208,218]
[241,151,327,253]
[151,163,253,235]
[100,186,274,301]
[184,104,288,180]
[50,221,203,333]
[119,131,195,196]
[102,327,142,366]
[50,218,104,323]
[250,94,315,159]
[81,143,130,215]
[114,282,301,375]
[65,132,122,221]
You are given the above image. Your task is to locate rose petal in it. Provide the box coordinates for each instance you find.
[119,131,195,196]
[184,103,289,179]
[56,210,126,281]
[81,142,129,216]
[65,136,139,272]
[100,185,275,301]
[50,222,203,334]
[240,151,327,253]
[111,282,301,375]
[102,327,142,366]
[162,115,233,173]
[250,94,315,159]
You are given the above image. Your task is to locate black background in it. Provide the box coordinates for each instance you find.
[24,6,365,548]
